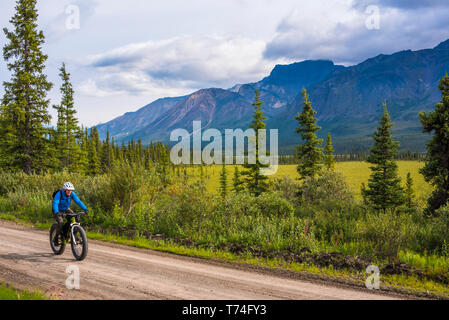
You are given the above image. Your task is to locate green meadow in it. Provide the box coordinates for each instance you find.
[187,161,431,200]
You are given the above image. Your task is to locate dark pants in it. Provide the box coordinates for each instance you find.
[54,210,80,236]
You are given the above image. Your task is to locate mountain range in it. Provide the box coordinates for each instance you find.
[96,39,449,153]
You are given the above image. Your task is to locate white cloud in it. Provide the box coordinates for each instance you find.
[264,0,449,65]
[82,35,291,97]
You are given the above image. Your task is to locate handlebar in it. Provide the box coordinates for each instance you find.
[60,212,87,217]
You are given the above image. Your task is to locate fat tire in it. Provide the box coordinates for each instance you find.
[50,223,66,255]
[70,225,88,261]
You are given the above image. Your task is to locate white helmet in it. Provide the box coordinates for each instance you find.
[63,182,75,191]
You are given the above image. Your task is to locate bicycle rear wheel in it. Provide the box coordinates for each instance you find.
[50,223,66,255]
[70,225,88,261]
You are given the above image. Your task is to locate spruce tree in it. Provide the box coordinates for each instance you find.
[362,104,405,211]
[295,89,323,180]
[53,63,81,172]
[241,90,270,196]
[87,128,101,175]
[419,75,449,214]
[324,133,335,171]
[77,127,89,174]
[0,0,53,174]
[101,130,112,172]
[232,167,244,193]
[219,163,228,199]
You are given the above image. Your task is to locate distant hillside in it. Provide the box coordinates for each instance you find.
[96,39,449,152]
[272,39,449,153]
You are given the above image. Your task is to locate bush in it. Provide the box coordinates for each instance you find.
[357,211,413,262]
[108,163,159,217]
[153,180,217,238]
[270,175,301,205]
[301,171,354,207]
[254,192,294,218]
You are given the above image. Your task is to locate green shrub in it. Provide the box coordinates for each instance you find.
[255,192,294,218]
[153,180,216,238]
[301,171,354,206]
[270,175,301,205]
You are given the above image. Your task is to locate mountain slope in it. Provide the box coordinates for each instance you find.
[97,60,343,145]
[128,88,255,143]
[96,39,449,152]
[96,96,186,140]
[235,60,345,110]
[272,40,449,152]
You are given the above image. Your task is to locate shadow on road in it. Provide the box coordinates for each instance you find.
[0,252,73,263]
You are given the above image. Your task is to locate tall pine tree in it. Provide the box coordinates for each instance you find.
[295,89,323,180]
[241,90,270,196]
[362,104,405,212]
[419,75,449,214]
[101,130,112,172]
[232,166,244,193]
[324,133,335,171]
[87,127,101,175]
[219,163,228,199]
[0,0,53,174]
[405,172,415,209]
[53,63,82,172]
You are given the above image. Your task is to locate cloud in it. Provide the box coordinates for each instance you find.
[264,1,449,65]
[82,35,290,97]
[352,0,449,10]
[40,0,98,41]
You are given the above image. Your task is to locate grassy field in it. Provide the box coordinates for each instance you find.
[0,283,47,300]
[187,161,432,199]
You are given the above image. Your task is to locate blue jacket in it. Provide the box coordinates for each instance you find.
[52,190,87,214]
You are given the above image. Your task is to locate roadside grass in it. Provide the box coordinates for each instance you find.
[0,283,48,300]
[2,216,448,299]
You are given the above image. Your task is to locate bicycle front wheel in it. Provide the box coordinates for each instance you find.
[70,225,88,261]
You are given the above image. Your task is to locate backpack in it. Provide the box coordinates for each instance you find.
[52,189,63,200]
[52,189,74,214]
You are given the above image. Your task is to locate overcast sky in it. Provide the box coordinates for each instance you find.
[1,0,448,127]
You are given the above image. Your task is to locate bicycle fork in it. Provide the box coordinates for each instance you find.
[70,217,81,246]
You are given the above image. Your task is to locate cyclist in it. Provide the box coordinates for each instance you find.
[52,182,89,239]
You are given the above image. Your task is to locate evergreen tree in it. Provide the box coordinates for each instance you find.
[241,90,270,196]
[232,166,244,193]
[0,0,53,174]
[419,75,449,214]
[53,63,81,172]
[101,130,112,172]
[405,172,415,209]
[144,148,152,171]
[219,163,228,199]
[87,128,101,175]
[77,127,89,174]
[295,89,323,180]
[324,133,335,171]
[362,104,405,211]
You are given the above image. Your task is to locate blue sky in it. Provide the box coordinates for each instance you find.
[1,0,448,127]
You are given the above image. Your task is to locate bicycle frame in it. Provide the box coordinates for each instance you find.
[61,215,83,245]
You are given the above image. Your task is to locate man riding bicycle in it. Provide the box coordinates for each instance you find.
[52,182,89,239]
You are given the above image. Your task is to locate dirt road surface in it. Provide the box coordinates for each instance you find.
[0,220,401,300]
